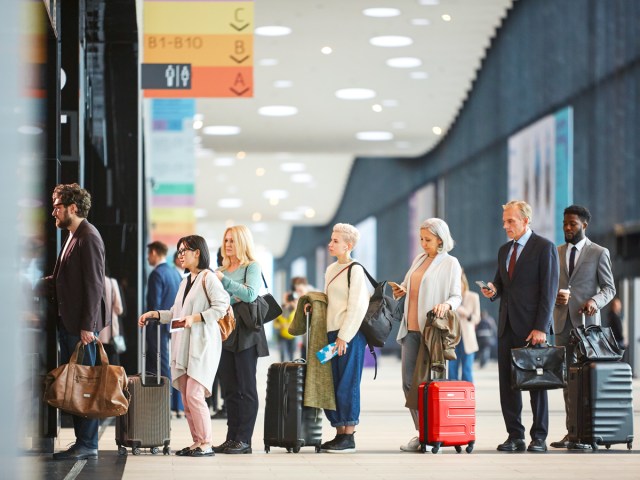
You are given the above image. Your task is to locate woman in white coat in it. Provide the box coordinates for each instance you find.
[391,218,462,452]
[448,271,480,382]
[139,235,229,457]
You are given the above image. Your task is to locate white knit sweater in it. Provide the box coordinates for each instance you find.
[324,261,370,343]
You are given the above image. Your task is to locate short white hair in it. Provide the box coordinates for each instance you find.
[333,223,360,248]
[420,218,455,253]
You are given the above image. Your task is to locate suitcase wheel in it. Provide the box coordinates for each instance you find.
[605,444,611,450]
[315,445,321,453]
[163,446,171,455]
[627,442,633,450]
[455,445,462,453]
[286,447,292,453]
[419,443,427,454]
[265,445,270,454]
[591,443,598,451]
[132,447,141,455]
[431,443,441,454]
[117,446,127,456]
[292,445,301,454]
[466,441,475,454]
[151,447,160,455]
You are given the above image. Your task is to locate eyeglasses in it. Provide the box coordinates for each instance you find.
[177,247,195,256]
[52,202,67,211]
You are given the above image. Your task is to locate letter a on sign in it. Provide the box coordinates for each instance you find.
[234,73,246,87]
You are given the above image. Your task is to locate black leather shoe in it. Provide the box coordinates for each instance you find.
[211,409,227,419]
[188,447,215,457]
[223,440,252,454]
[527,439,548,452]
[496,438,526,452]
[550,435,570,449]
[175,446,193,456]
[53,445,98,460]
[213,439,234,453]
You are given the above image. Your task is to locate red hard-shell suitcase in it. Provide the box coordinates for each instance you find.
[418,380,476,454]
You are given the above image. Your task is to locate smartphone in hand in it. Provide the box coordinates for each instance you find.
[388,281,405,291]
[475,280,495,293]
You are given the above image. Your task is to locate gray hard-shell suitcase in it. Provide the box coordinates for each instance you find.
[116,321,171,455]
[567,361,634,450]
[263,311,323,453]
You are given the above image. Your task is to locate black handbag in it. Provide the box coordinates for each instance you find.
[569,324,624,363]
[510,343,567,391]
[347,262,400,348]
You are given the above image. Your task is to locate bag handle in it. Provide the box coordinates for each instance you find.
[326,264,352,289]
[202,271,213,306]
[346,261,379,289]
[72,339,110,366]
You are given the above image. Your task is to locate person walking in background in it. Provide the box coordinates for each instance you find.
[481,200,559,454]
[318,223,370,453]
[607,297,624,348]
[475,310,497,368]
[273,291,297,362]
[449,271,480,382]
[45,183,106,460]
[391,218,462,452]
[98,271,124,365]
[146,241,184,418]
[550,205,615,450]
[139,235,229,457]
[214,225,269,454]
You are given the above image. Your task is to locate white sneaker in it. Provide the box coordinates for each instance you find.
[400,436,421,452]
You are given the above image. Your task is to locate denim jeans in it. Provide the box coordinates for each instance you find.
[324,330,366,427]
[448,341,475,383]
[58,326,99,449]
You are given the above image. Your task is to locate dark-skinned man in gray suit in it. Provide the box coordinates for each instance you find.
[482,200,559,453]
[550,205,615,449]
[45,183,106,460]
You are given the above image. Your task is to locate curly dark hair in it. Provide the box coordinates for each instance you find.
[564,204,591,223]
[52,183,92,218]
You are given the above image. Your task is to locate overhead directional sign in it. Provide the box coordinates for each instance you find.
[143,1,254,98]
[141,63,192,90]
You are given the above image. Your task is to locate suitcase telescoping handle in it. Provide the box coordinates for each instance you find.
[305,309,310,362]
[141,319,161,386]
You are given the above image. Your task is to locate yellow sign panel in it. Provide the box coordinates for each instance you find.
[144,2,254,35]
[144,34,253,66]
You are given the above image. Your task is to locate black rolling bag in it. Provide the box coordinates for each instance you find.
[567,361,634,451]
[116,321,171,455]
[263,311,323,453]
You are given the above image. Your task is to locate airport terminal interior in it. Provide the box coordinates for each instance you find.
[0,0,639,478]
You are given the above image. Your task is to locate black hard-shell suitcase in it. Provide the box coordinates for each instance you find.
[567,361,634,450]
[116,321,171,455]
[263,311,323,453]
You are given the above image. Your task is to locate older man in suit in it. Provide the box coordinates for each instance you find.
[550,205,616,449]
[46,183,106,460]
[482,200,559,453]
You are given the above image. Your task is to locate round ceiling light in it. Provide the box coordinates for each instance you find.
[363,8,401,18]
[258,105,298,117]
[202,125,241,135]
[335,88,376,100]
[386,57,422,68]
[369,35,413,47]
[356,131,394,141]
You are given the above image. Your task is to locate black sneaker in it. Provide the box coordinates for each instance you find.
[320,435,339,451]
[324,433,356,454]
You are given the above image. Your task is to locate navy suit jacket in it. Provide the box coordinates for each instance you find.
[147,262,182,332]
[492,231,559,339]
[49,219,106,335]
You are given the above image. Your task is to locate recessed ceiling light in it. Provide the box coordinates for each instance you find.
[356,131,394,141]
[386,57,422,68]
[263,189,289,200]
[236,151,246,159]
[411,18,430,26]
[291,173,313,183]
[274,80,293,88]
[372,104,383,112]
[258,105,298,117]
[335,88,376,100]
[193,119,203,129]
[410,71,429,79]
[258,58,279,67]
[442,14,452,22]
[255,26,292,36]
[304,208,316,219]
[369,35,413,47]
[256,167,266,176]
[419,0,440,5]
[252,212,262,222]
[432,126,443,135]
[269,198,279,206]
[280,162,305,172]
[202,125,241,135]
[213,157,235,167]
[321,46,333,55]
[217,198,242,208]
[363,8,401,18]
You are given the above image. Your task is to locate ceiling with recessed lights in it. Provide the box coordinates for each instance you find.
[193,0,513,257]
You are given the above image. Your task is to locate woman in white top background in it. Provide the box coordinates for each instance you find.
[319,223,370,453]
[391,218,462,452]
[448,271,480,382]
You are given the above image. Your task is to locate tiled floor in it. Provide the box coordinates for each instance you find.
[36,354,640,479]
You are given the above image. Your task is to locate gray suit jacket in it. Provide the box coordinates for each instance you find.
[553,238,615,333]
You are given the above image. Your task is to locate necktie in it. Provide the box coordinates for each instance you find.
[508,242,518,279]
[569,245,577,276]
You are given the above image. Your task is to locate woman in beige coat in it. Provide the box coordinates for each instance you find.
[448,271,480,382]
[139,235,229,457]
